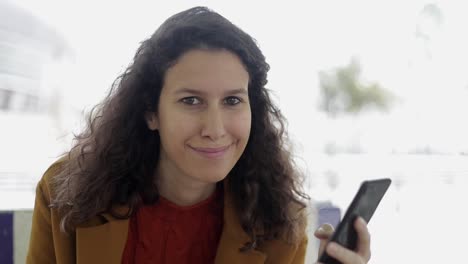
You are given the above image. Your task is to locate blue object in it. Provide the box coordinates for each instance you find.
[0,212,13,264]
[318,206,341,229]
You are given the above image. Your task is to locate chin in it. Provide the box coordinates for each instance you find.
[206,174,229,183]
[193,170,230,184]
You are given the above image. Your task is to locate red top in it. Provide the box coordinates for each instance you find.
[121,187,224,264]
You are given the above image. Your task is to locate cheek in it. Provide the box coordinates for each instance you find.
[159,109,198,143]
[229,111,252,140]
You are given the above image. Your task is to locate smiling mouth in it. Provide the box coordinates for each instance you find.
[189,145,231,158]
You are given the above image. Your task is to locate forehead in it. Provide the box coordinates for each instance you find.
[163,49,250,92]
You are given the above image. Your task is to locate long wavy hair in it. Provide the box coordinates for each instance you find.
[50,6,309,250]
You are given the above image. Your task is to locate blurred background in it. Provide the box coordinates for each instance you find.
[1,0,467,263]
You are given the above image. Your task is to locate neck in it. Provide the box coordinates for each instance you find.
[156,165,217,207]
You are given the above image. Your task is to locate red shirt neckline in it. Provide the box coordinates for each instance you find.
[121,185,224,264]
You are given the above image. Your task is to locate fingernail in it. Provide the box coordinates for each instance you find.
[316,223,333,234]
[322,223,334,232]
[317,226,325,234]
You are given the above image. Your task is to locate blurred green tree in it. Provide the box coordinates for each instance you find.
[318,58,395,116]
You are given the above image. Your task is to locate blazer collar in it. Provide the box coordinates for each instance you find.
[214,181,266,263]
[75,180,266,264]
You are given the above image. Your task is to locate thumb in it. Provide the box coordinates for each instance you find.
[314,223,335,257]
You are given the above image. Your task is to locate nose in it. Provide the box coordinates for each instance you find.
[200,106,226,141]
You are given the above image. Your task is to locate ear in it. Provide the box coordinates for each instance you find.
[145,112,159,131]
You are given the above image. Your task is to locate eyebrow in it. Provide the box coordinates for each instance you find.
[175,88,248,96]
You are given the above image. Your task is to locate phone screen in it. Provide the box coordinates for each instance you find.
[318,178,391,264]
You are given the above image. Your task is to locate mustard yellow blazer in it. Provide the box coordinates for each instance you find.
[26,161,308,264]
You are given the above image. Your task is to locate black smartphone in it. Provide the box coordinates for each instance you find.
[318,178,392,264]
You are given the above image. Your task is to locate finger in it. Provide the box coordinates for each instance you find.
[355,217,371,261]
[326,242,364,264]
[314,223,334,256]
[318,239,327,259]
[314,223,334,240]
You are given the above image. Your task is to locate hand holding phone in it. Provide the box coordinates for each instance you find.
[318,178,391,264]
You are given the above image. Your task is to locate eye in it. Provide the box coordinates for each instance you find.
[224,96,242,106]
[181,97,202,105]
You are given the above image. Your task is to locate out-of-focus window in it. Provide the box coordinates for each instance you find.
[0,1,70,113]
[0,1,73,209]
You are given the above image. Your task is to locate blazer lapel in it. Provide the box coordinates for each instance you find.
[75,183,268,264]
[215,182,266,264]
[75,207,130,264]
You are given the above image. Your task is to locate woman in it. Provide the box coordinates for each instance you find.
[27,6,371,264]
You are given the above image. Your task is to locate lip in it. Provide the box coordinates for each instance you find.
[190,145,231,159]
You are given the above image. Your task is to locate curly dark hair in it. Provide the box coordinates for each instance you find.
[50,6,309,251]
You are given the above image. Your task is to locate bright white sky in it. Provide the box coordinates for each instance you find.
[8,0,468,155]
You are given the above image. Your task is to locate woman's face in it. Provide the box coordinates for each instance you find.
[146,49,251,185]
